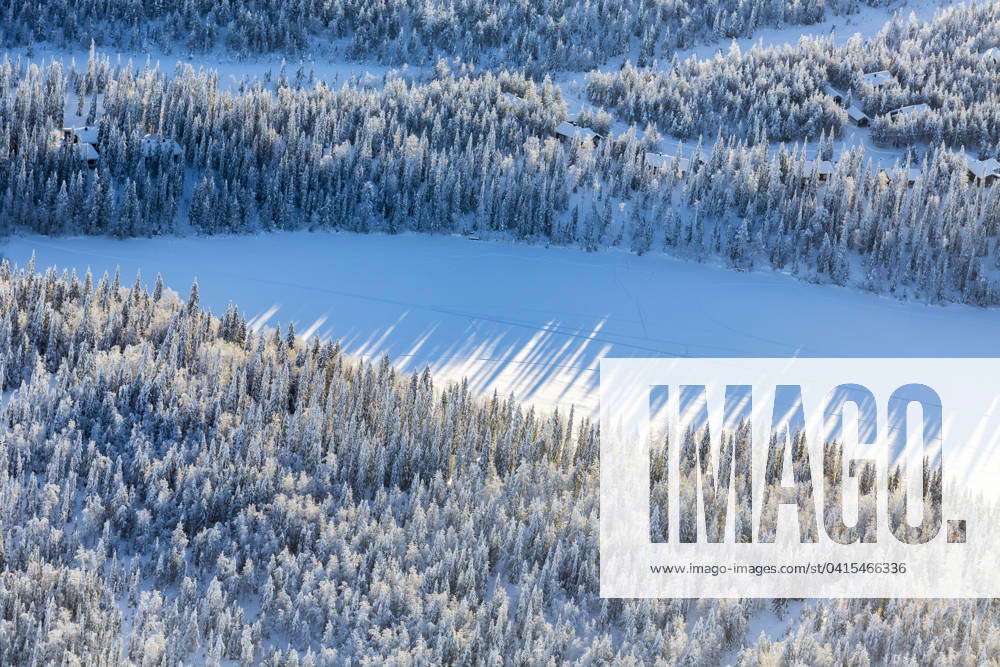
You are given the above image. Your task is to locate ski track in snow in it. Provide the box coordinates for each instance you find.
[6,231,1000,416]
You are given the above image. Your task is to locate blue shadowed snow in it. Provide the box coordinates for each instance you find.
[5,230,1000,415]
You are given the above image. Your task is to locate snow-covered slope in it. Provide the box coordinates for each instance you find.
[7,231,1000,415]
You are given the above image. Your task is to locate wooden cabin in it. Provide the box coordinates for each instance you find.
[645,152,690,176]
[887,103,931,121]
[55,126,100,168]
[63,126,100,146]
[861,70,895,89]
[803,159,835,182]
[875,167,921,187]
[553,121,602,146]
[72,142,99,169]
[846,105,869,127]
[141,134,183,161]
[502,92,527,109]
[967,157,1000,185]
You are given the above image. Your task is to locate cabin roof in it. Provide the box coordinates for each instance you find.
[645,152,690,171]
[846,105,868,122]
[72,143,99,161]
[968,157,1000,180]
[141,134,183,158]
[861,70,895,88]
[875,166,921,183]
[554,121,600,143]
[502,92,527,108]
[66,126,99,144]
[889,103,931,117]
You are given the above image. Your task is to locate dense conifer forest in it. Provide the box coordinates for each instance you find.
[2,49,1000,306]
[586,2,1000,149]
[2,0,890,71]
[2,0,1000,662]
[0,262,998,663]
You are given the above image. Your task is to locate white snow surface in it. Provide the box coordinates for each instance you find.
[6,44,414,92]
[5,231,1000,416]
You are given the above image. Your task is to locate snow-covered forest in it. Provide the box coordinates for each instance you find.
[1,262,998,663]
[586,2,1000,149]
[1,0,893,72]
[3,50,1000,306]
[3,0,1000,662]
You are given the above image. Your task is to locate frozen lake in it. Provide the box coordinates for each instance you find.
[5,231,1000,415]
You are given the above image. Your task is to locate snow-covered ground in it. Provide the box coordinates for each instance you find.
[6,43,417,92]
[6,231,1000,416]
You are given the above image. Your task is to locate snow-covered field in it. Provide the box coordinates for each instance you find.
[7,231,1000,415]
[6,43,415,92]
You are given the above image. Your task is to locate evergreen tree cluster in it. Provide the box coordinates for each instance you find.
[0,261,997,663]
[586,42,845,141]
[3,53,1000,305]
[738,598,1000,664]
[659,136,1000,306]
[2,0,888,72]
[858,2,1000,151]
[0,55,579,238]
[586,2,1000,154]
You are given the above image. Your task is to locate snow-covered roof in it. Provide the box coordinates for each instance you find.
[65,126,99,144]
[876,166,921,184]
[846,105,868,122]
[645,152,690,172]
[968,157,1000,180]
[141,134,183,158]
[861,70,895,88]
[502,92,526,108]
[72,142,99,162]
[888,103,931,118]
[554,121,600,144]
[803,159,835,176]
